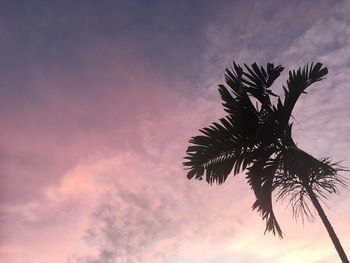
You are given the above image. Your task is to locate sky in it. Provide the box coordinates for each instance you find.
[1,0,350,262]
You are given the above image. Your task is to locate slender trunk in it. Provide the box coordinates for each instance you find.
[305,186,349,263]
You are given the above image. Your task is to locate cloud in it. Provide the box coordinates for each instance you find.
[72,2,350,262]
[61,95,256,262]
[2,1,350,263]
[0,85,230,263]
[0,34,184,204]
[273,1,350,165]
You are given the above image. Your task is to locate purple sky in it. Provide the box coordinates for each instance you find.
[1,1,350,262]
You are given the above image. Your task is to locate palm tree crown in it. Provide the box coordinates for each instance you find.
[183,62,348,262]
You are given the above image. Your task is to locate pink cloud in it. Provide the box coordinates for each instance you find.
[2,2,350,262]
[0,36,184,204]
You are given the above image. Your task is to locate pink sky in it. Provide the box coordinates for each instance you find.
[1,1,350,262]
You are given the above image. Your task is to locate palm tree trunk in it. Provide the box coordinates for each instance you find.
[305,186,349,263]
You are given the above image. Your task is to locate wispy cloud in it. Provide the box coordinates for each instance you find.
[1,1,350,262]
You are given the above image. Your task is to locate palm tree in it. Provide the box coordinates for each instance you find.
[183,62,349,262]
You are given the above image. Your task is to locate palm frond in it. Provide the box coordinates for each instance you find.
[219,63,284,114]
[184,114,260,184]
[219,63,255,115]
[224,62,244,97]
[247,151,284,238]
[274,164,314,222]
[242,63,284,105]
[274,147,347,222]
[218,84,257,118]
[282,63,328,123]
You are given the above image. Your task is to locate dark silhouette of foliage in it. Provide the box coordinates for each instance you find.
[183,62,349,262]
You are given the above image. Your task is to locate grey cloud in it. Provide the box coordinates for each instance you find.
[76,188,182,262]
[201,0,333,76]
[72,132,250,263]
[275,1,350,165]
[74,2,350,262]
[279,1,350,66]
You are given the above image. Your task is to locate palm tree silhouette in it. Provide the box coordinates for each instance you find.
[183,62,349,262]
